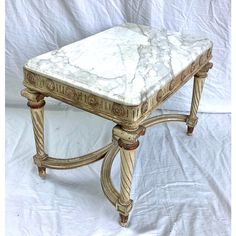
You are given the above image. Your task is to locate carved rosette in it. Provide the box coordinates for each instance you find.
[112,103,125,117]
[46,80,55,91]
[65,87,76,99]
[88,95,98,107]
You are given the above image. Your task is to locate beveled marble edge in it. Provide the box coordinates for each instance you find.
[23,45,212,107]
[23,47,212,128]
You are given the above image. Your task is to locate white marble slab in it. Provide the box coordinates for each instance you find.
[25,23,212,106]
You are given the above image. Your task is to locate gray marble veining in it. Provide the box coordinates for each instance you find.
[25,23,212,106]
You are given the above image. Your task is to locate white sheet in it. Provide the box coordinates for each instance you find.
[6,0,231,112]
[5,107,231,235]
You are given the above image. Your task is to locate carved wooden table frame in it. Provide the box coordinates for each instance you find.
[21,48,213,227]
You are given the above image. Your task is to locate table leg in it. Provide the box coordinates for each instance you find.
[187,62,213,135]
[115,126,142,227]
[21,89,47,177]
[118,144,136,226]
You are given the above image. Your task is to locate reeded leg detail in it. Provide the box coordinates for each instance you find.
[113,125,145,227]
[186,62,213,135]
[117,141,137,226]
[21,88,47,177]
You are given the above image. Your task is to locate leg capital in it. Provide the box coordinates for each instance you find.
[195,62,213,79]
[21,88,45,102]
[118,139,139,150]
[112,125,145,143]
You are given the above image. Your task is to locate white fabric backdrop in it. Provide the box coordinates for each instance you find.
[6,108,231,235]
[5,1,231,235]
[6,0,231,112]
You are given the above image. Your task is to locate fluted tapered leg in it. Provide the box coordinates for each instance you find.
[21,89,47,177]
[187,62,213,135]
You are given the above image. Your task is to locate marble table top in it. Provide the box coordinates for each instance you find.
[25,23,212,106]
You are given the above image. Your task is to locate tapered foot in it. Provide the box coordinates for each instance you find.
[38,167,46,177]
[187,126,194,136]
[119,214,129,227]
